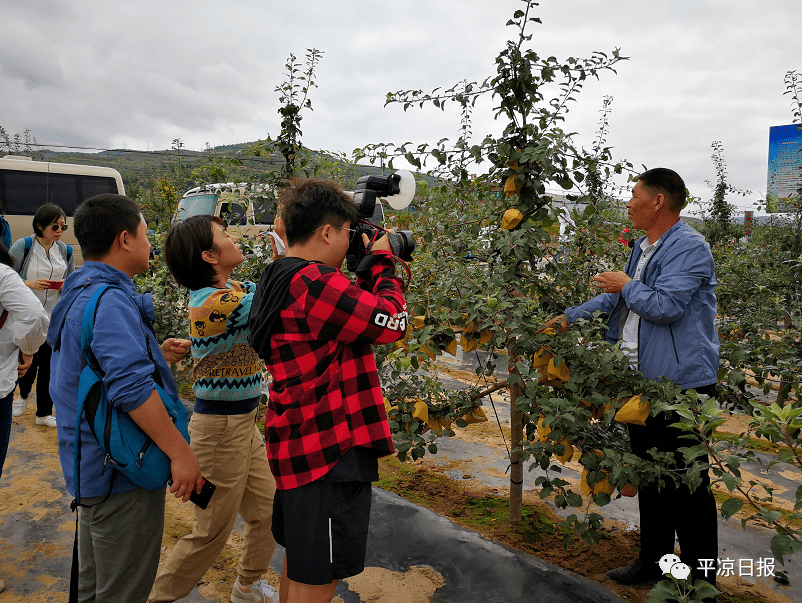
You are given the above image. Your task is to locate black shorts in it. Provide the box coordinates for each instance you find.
[273,480,372,585]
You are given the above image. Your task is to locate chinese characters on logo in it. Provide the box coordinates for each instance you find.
[698,557,775,578]
[661,554,776,580]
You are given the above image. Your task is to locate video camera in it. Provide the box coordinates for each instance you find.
[345,170,416,272]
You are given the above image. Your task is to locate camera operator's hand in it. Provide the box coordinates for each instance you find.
[365,230,394,254]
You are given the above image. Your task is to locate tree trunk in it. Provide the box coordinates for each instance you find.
[507,360,524,523]
[777,306,793,407]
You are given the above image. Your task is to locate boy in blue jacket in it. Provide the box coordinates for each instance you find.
[48,194,202,603]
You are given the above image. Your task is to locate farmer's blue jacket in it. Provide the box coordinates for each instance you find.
[48,262,177,498]
[564,220,719,390]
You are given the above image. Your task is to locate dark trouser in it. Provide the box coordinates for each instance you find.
[78,486,166,603]
[628,384,718,585]
[0,392,12,479]
[17,341,53,417]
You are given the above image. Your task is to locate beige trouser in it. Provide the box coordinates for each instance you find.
[149,409,276,602]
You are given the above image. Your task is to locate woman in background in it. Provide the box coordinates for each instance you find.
[8,203,74,427]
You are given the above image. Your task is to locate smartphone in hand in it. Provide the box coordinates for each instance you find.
[168,477,217,510]
[190,478,216,509]
[46,280,63,290]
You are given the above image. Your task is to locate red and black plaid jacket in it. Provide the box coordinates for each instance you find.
[249,252,407,489]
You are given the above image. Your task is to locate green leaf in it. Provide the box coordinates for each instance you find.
[579,528,600,546]
[646,580,679,602]
[759,508,782,524]
[720,498,743,520]
[721,473,741,492]
[770,533,802,565]
[692,581,721,598]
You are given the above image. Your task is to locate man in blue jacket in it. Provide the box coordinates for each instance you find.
[49,194,203,603]
[547,168,719,587]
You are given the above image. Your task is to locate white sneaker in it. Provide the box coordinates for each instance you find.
[35,415,57,428]
[11,397,28,417]
[231,577,278,603]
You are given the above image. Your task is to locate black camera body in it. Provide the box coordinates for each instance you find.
[345,173,415,272]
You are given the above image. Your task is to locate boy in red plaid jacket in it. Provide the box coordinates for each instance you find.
[248,178,408,603]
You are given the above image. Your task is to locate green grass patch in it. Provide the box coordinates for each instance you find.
[376,457,430,504]
[714,430,783,454]
[377,457,573,545]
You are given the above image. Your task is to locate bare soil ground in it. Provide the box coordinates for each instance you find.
[394,364,798,603]
[1,370,797,603]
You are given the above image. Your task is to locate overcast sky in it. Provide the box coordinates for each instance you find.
[2,0,800,215]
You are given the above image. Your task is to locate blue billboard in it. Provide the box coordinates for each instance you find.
[767,124,802,212]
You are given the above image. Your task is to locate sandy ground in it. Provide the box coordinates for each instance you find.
[1,400,449,603]
[2,369,801,603]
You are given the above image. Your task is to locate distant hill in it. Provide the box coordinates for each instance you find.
[35,142,283,192]
[31,143,433,195]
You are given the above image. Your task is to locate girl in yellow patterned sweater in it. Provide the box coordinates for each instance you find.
[150,215,278,603]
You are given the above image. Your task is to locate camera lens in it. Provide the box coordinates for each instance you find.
[389,230,415,261]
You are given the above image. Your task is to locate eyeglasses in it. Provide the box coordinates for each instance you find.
[51,223,68,232]
[313,224,356,242]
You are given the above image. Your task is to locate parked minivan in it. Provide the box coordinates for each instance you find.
[176,183,277,239]
[0,155,125,262]
[176,183,386,238]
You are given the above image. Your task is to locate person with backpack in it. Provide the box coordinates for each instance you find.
[0,237,49,595]
[48,193,202,603]
[8,203,75,427]
[148,214,278,603]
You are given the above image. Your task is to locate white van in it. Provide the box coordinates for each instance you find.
[0,155,125,261]
[177,183,277,240]
[176,182,386,238]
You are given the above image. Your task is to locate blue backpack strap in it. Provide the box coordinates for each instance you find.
[21,236,33,270]
[72,284,122,504]
[69,283,124,603]
[55,240,73,264]
[0,216,10,249]
[79,285,121,360]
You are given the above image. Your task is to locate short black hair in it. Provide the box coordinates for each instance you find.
[32,203,66,237]
[279,178,358,246]
[636,168,687,213]
[74,194,143,260]
[164,215,225,290]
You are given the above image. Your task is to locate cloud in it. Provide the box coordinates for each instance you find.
[2,0,800,212]
[0,18,67,89]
